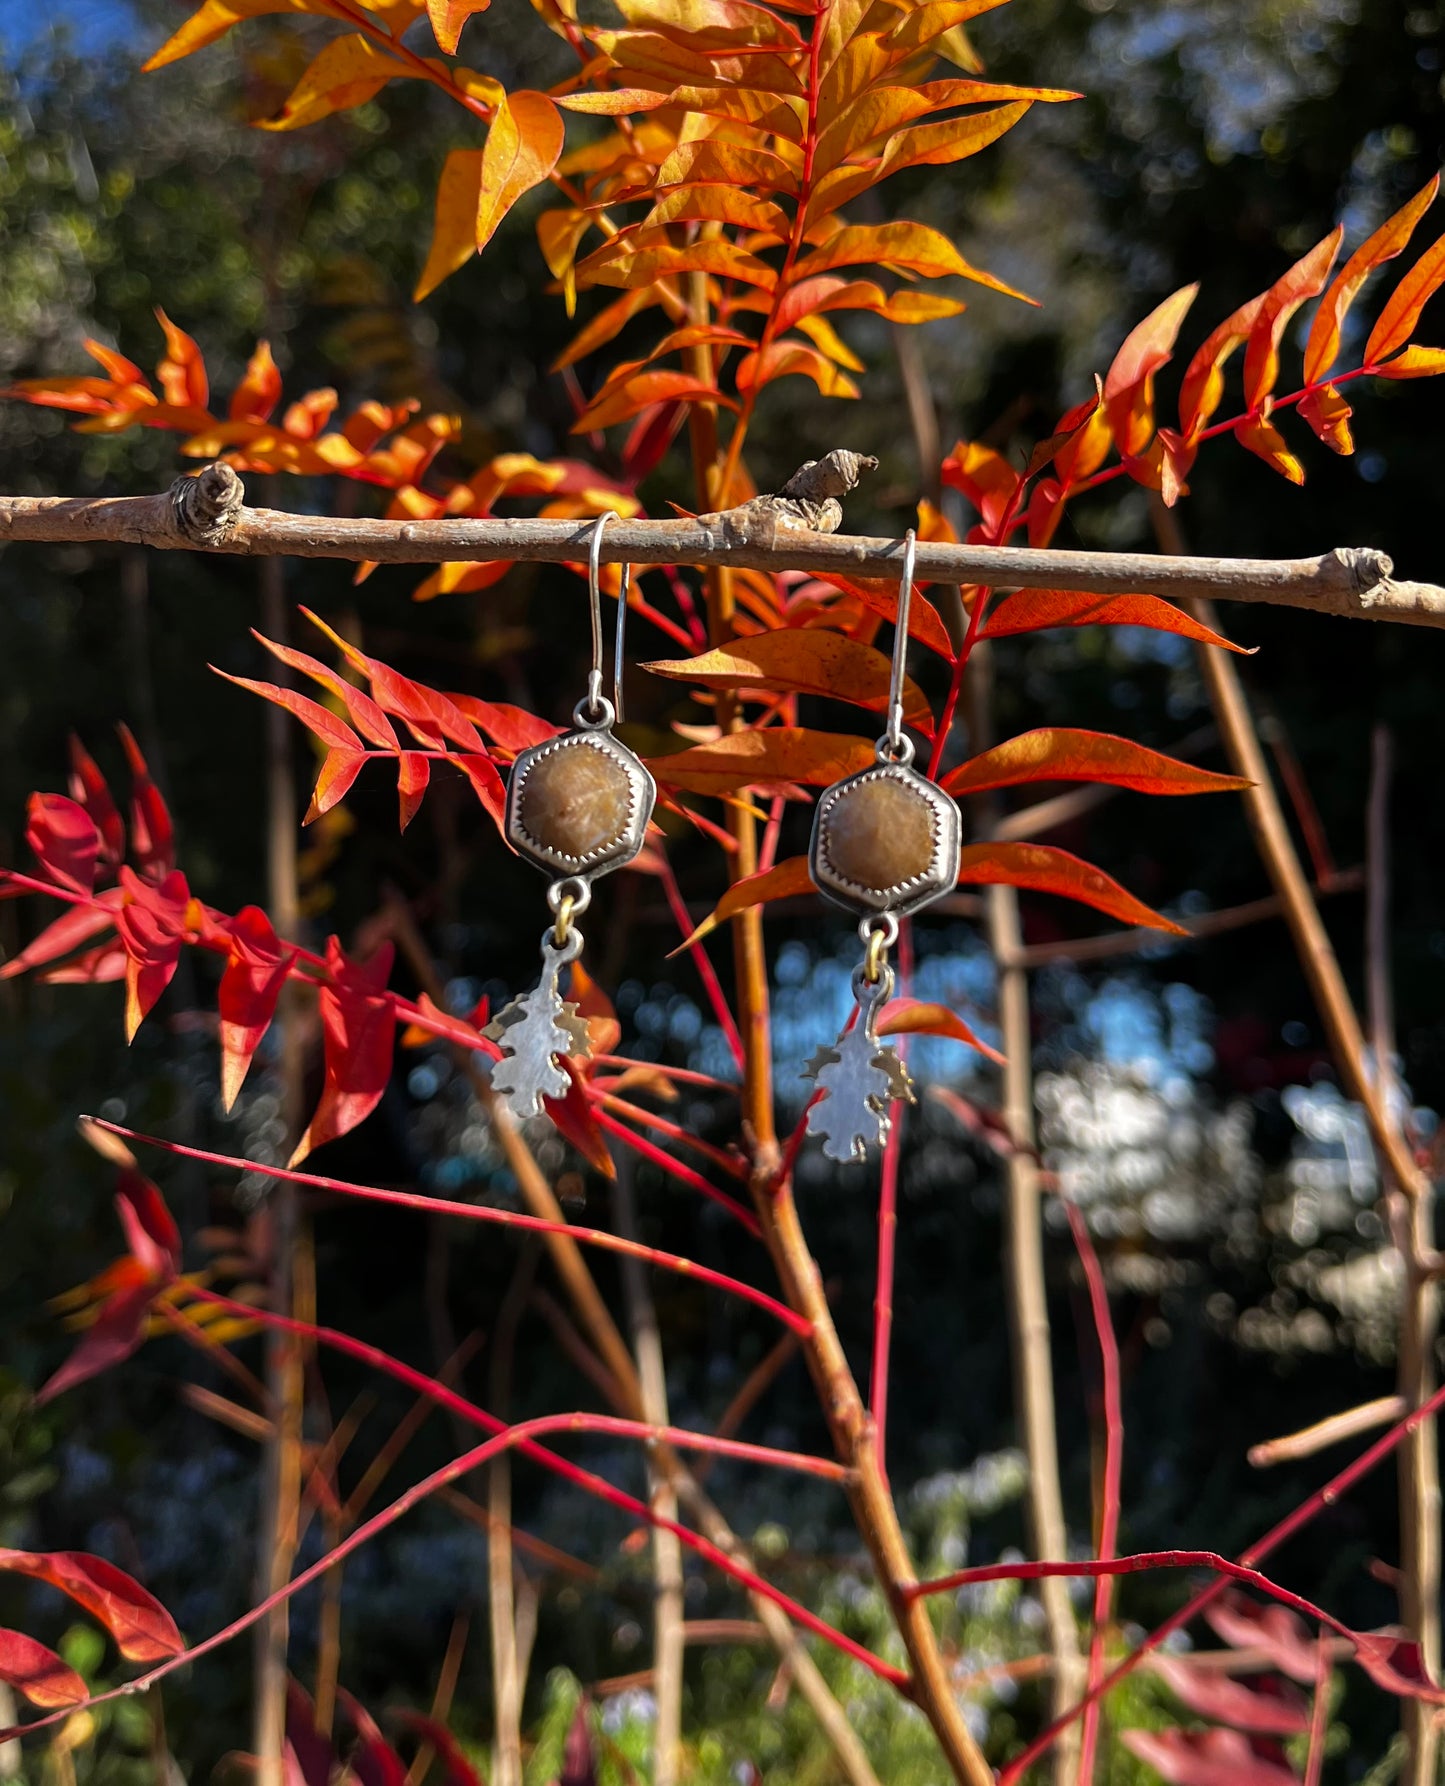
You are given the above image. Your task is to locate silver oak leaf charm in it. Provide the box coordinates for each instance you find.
[485,937,592,1118]
[803,970,914,1163]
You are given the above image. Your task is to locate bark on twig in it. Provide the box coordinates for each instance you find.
[4,467,1445,623]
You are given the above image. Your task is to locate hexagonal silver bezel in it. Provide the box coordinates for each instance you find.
[809,761,961,917]
[506,729,656,879]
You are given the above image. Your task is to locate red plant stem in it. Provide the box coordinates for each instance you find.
[659,564,710,653]
[594,1090,747,1179]
[627,593,695,652]
[990,1367,1445,1783]
[654,851,746,1072]
[911,1552,1389,1672]
[869,918,912,1476]
[759,794,786,874]
[0,1397,898,1750]
[590,1108,761,1232]
[91,1120,798,1331]
[926,581,992,782]
[1065,1200,1124,1786]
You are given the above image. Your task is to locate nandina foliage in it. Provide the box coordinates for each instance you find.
[6,0,1445,1775]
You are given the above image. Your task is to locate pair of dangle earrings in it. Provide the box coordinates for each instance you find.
[802,531,963,1163]
[487,514,654,1117]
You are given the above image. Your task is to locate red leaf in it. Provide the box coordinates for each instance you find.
[954,842,1187,933]
[1203,1592,1318,1683]
[229,339,283,423]
[32,1283,153,1404]
[543,1058,616,1178]
[287,1680,339,1786]
[0,1629,89,1709]
[307,747,368,821]
[115,1168,181,1278]
[1367,222,1445,365]
[453,753,507,834]
[941,729,1249,799]
[117,726,175,881]
[397,753,431,831]
[876,997,1004,1065]
[68,735,125,870]
[1242,228,1342,411]
[253,632,400,750]
[214,669,364,753]
[39,937,128,985]
[297,610,487,752]
[983,589,1247,652]
[0,1551,186,1660]
[940,439,1021,540]
[337,1691,408,1786]
[115,867,192,1041]
[446,695,564,756]
[1305,176,1439,382]
[559,1698,599,1786]
[25,793,101,893]
[1120,1727,1299,1786]
[291,936,397,1164]
[0,897,120,982]
[218,906,294,1111]
[1352,1631,1445,1704]
[1151,1654,1310,1734]
[390,1712,484,1786]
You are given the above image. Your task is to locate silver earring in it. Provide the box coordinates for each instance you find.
[802,530,961,1161]
[486,514,654,1118]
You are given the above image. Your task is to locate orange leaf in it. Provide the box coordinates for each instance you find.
[1177,292,1268,440]
[644,630,933,731]
[672,855,814,949]
[229,339,282,423]
[940,438,1020,538]
[1305,175,1439,383]
[154,309,208,411]
[875,99,1035,182]
[1242,228,1342,411]
[942,728,1249,799]
[143,0,333,71]
[649,728,875,795]
[876,998,1004,1064]
[954,842,1186,933]
[791,223,1034,300]
[574,370,733,431]
[476,91,565,254]
[427,0,490,53]
[307,747,367,820]
[397,753,431,831]
[1297,383,1354,454]
[734,341,859,398]
[259,32,412,132]
[1102,285,1198,459]
[577,233,779,293]
[655,138,798,195]
[416,149,483,300]
[983,589,1248,652]
[1234,413,1305,484]
[1367,223,1445,365]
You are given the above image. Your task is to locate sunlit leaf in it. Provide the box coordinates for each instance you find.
[1102,284,1197,459]
[427,0,490,53]
[1120,1728,1299,1786]
[1242,227,1342,411]
[291,936,397,1164]
[1305,175,1439,382]
[218,906,294,1111]
[1297,382,1354,453]
[1234,413,1305,484]
[0,1551,183,1662]
[943,729,1250,799]
[0,1630,89,1710]
[954,842,1187,933]
[673,855,814,949]
[983,588,1248,652]
[876,998,1003,1064]
[259,32,411,132]
[645,630,932,728]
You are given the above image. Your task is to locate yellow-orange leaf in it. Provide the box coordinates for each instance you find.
[647,186,791,234]
[427,0,489,53]
[476,91,565,254]
[645,631,932,729]
[229,340,281,423]
[1374,344,1445,378]
[155,310,209,410]
[1305,176,1439,383]
[876,100,1034,180]
[791,223,1033,301]
[1242,228,1342,411]
[942,729,1250,800]
[415,148,484,300]
[884,0,1010,55]
[1297,384,1354,454]
[1366,224,1445,365]
[983,589,1248,652]
[578,235,778,293]
[1234,413,1305,484]
[655,139,797,194]
[1177,292,1267,440]
[672,855,814,950]
[555,87,673,113]
[649,728,875,795]
[143,0,339,71]
[1102,284,1198,459]
[954,842,1187,934]
[876,998,1004,1064]
[259,32,412,131]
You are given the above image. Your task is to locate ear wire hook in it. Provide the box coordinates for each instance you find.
[882,528,917,762]
[585,510,633,724]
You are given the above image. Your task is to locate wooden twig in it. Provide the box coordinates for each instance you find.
[1248,1396,1406,1468]
[4,464,1445,623]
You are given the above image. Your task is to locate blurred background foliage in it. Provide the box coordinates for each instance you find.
[2,0,1445,1778]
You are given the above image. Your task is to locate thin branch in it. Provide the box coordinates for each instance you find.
[3,467,1443,624]
[1249,1396,1407,1468]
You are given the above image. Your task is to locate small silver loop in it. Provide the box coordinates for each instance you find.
[542,925,585,967]
[614,561,632,724]
[572,691,616,732]
[858,911,899,953]
[881,528,917,761]
[585,512,614,722]
[547,876,593,918]
[852,961,895,1012]
[873,732,916,767]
